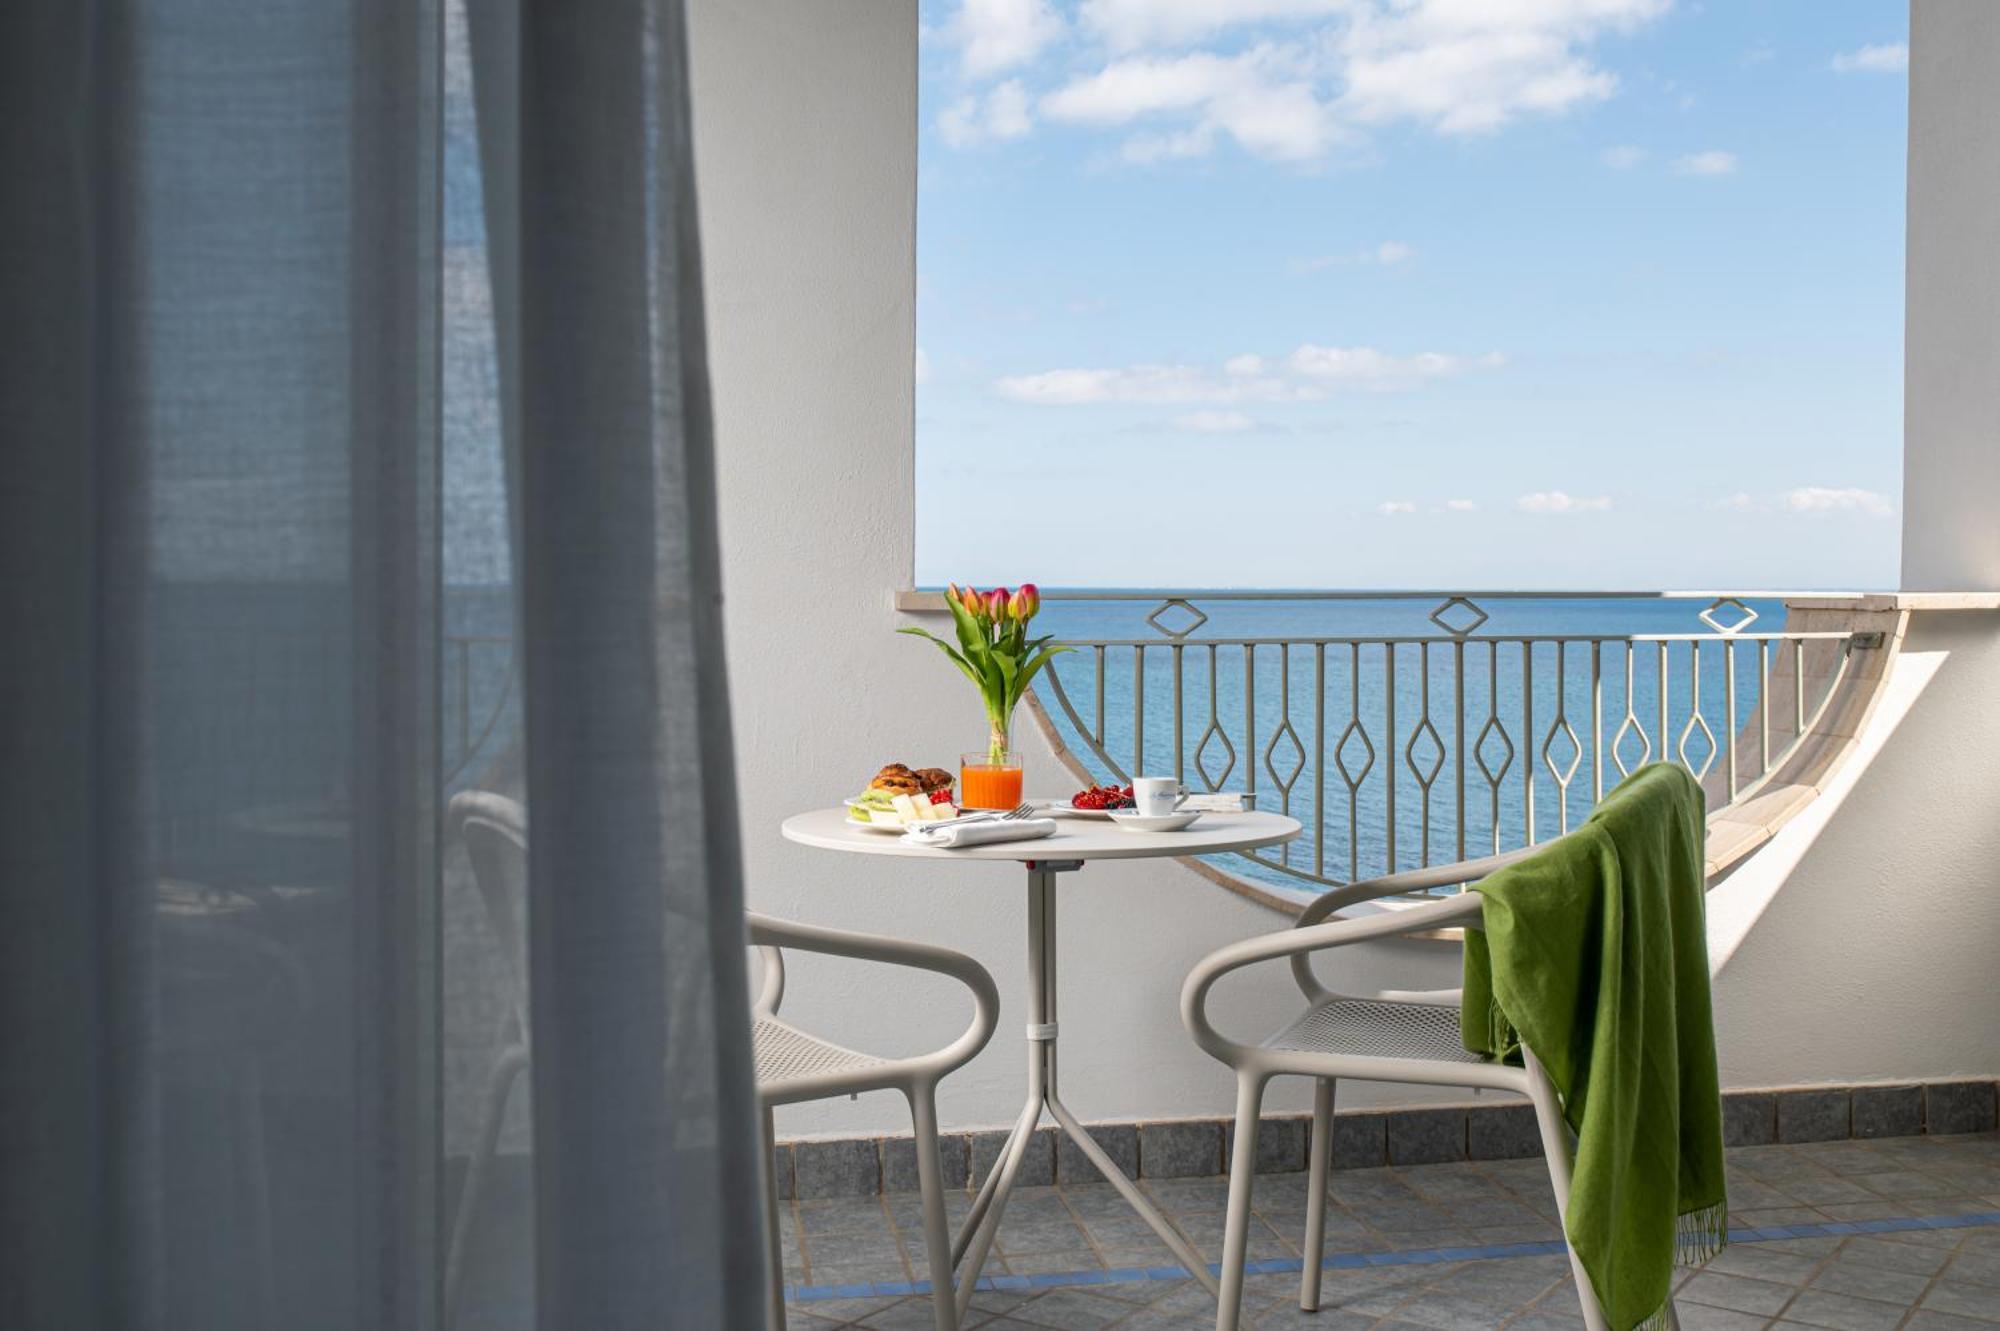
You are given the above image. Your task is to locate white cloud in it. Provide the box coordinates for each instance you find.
[1673,150,1739,177]
[1031,0,1670,164]
[996,342,1503,405]
[1286,344,1503,383]
[1170,410,1261,433]
[1377,500,1418,516]
[999,364,1292,405]
[1516,490,1612,514]
[1080,0,1350,52]
[915,348,932,385]
[944,0,1064,78]
[1294,240,1418,272]
[1779,486,1893,517]
[1601,144,1646,169]
[1042,48,1345,163]
[1444,498,1477,512]
[938,79,1035,148]
[1334,0,1669,137]
[1831,43,1907,75]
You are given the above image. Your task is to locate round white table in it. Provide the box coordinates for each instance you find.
[780,806,1302,1318]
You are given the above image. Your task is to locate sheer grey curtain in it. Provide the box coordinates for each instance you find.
[0,0,765,1327]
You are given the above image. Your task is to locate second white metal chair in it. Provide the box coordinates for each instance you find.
[1182,850,1675,1331]
[446,791,999,1331]
[749,913,998,1331]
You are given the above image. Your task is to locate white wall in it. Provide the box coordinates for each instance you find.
[691,0,2000,1140]
[690,0,1461,1138]
[1715,0,2000,1092]
[1708,611,2000,1087]
[1904,0,2000,591]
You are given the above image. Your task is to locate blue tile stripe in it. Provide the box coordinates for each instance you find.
[784,1208,2000,1304]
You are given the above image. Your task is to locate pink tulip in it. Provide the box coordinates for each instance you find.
[1015,583,1040,620]
[1008,587,1030,621]
[985,588,1009,620]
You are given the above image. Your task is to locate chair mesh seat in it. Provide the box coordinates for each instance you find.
[754,1017,888,1087]
[1262,998,1479,1064]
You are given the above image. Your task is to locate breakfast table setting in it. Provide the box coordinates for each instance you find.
[780,583,1302,1318]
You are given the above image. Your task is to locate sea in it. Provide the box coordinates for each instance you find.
[1031,592,1790,902]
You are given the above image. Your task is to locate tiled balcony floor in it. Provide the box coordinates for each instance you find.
[782,1132,2000,1329]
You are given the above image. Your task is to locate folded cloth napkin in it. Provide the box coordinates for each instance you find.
[903,816,1057,849]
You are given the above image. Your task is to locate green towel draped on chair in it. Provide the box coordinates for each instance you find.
[1462,763,1727,1331]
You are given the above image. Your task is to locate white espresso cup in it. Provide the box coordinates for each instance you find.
[1131,776,1189,817]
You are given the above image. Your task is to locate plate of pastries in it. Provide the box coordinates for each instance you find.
[846,763,958,829]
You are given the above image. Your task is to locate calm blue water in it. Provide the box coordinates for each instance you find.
[1031,594,1793,900]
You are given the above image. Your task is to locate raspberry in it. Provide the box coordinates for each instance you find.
[1071,783,1135,811]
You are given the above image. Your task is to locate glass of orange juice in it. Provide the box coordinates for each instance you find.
[959,750,1024,810]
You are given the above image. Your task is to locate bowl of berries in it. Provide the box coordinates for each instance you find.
[1049,783,1136,818]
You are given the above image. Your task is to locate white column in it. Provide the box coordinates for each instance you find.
[1903,0,2000,591]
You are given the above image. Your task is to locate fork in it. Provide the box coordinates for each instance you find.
[919,803,1036,831]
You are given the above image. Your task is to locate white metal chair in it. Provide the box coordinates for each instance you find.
[749,914,999,1331]
[445,791,999,1331]
[1182,849,1682,1331]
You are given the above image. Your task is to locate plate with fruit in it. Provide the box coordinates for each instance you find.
[1048,783,1136,819]
[846,763,959,831]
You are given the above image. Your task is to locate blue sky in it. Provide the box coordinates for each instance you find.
[914,0,1910,591]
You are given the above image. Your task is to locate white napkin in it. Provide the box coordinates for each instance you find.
[903,816,1058,849]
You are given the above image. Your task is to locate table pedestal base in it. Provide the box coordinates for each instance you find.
[947,861,1220,1323]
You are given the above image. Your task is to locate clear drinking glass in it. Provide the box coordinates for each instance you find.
[959,749,1024,810]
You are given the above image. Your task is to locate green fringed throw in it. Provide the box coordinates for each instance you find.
[1461,764,1727,1331]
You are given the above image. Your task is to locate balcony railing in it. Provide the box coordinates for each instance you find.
[1026,591,1876,903]
[424,588,1880,907]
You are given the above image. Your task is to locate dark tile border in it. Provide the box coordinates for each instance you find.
[1851,1084,1923,1139]
[1722,1092,1778,1147]
[776,1079,2000,1196]
[1386,1107,1468,1166]
[1057,1122,1138,1184]
[1926,1080,1998,1135]
[1777,1088,1852,1143]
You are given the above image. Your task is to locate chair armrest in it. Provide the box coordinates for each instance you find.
[1294,848,1533,928]
[752,944,785,1018]
[744,913,1001,1076]
[1181,892,1484,1065]
[1288,848,1532,1003]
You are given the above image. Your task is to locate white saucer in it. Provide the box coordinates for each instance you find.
[1105,810,1203,833]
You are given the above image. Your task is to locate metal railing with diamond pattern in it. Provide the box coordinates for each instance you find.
[1029,591,1870,899]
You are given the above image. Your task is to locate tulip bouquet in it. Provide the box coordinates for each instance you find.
[900,583,1070,765]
